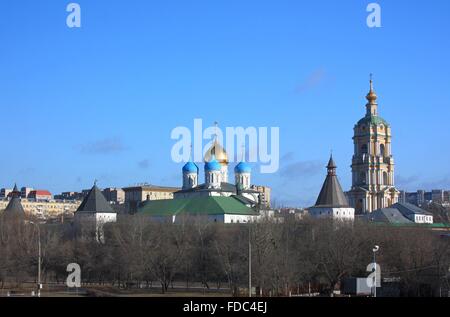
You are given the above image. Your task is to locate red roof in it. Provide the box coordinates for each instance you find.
[30,190,52,196]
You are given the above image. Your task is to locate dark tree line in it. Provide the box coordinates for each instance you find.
[0,213,448,296]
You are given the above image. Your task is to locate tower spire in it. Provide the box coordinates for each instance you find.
[366,74,378,116]
[327,154,337,176]
[212,121,219,157]
[213,121,219,141]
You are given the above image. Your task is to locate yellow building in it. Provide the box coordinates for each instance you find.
[123,185,180,214]
[0,199,81,219]
[347,77,400,214]
[250,185,271,208]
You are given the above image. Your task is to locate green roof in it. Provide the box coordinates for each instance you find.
[138,196,258,217]
[357,115,390,127]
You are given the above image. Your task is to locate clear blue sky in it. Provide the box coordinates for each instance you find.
[1,1,449,207]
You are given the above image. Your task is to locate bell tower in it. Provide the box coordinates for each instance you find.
[347,76,399,214]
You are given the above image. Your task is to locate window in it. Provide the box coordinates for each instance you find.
[383,172,388,185]
[380,144,385,157]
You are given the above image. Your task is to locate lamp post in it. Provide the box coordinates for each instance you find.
[248,223,252,298]
[372,245,379,297]
[30,221,41,297]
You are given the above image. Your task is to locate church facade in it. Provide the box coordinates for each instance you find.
[174,138,262,206]
[347,78,400,214]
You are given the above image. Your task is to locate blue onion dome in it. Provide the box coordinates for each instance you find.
[235,161,251,174]
[205,155,221,171]
[183,161,199,173]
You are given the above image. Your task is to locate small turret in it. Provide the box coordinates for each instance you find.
[234,161,251,190]
[182,161,199,190]
[205,155,222,189]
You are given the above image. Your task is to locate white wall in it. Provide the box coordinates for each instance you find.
[224,214,260,224]
[148,213,261,224]
[308,207,355,221]
[95,212,117,224]
[413,214,433,224]
[75,212,117,243]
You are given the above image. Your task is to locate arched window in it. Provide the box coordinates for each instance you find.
[383,172,388,185]
[380,144,385,157]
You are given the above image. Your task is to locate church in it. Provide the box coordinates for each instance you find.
[138,138,265,223]
[174,138,262,206]
[347,77,400,214]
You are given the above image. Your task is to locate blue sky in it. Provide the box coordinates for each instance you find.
[0,0,449,207]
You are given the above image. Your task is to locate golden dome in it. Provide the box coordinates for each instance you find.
[366,91,377,103]
[366,77,378,103]
[204,139,228,165]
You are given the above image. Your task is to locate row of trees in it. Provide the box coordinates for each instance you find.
[0,214,449,296]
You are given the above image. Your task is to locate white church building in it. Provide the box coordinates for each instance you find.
[74,183,117,242]
[308,155,355,221]
[174,138,263,207]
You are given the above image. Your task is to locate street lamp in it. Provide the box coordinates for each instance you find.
[248,223,252,298]
[372,245,379,297]
[30,221,42,297]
